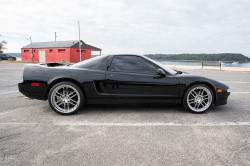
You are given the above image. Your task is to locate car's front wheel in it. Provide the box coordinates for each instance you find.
[48,81,84,115]
[0,58,2,61]
[183,84,214,113]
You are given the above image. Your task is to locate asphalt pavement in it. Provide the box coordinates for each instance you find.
[0,61,250,165]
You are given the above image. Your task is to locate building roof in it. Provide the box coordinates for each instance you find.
[22,40,101,51]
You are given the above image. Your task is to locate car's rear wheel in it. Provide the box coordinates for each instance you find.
[0,58,2,61]
[48,81,84,115]
[183,84,214,113]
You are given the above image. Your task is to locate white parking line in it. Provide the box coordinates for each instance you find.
[219,81,250,83]
[0,83,18,86]
[55,122,250,126]
[231,92,250,93]
[1,122,250,126]
[0,90,19,95]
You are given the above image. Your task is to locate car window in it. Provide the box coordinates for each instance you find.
[109,55,157,74]
[71,55,108,70]
[142,56,177,75]
[1,54,6,56]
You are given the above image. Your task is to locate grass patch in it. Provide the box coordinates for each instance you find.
[4,61,76,64]
[65,62,76,64]
[4,61,35,63]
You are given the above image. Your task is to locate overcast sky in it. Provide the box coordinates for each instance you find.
[1,0,250,57]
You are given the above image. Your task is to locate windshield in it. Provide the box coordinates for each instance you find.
[142,55,177,75]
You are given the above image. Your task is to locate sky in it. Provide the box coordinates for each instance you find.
[1,0,250,57]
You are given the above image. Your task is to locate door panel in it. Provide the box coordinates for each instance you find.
[105,55,180,104]
[106,71,180,103]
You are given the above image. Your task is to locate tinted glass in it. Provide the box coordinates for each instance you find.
[1,54,6,56]
[142,56,177,75]
[72,55,108,70]
[109,56,157,74]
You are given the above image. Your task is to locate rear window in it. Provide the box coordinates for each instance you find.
[72,55,107,70]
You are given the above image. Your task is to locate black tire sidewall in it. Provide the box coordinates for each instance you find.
[48,81,84,115]
[0,58,2,61]
[183,84,214,113]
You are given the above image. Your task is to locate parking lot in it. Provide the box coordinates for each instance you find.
[0,61,250,165]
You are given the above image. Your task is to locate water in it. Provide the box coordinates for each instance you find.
[15,57,250,68]
[156,60,250,68]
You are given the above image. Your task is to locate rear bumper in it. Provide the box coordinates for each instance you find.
[215,91,230,106]
[18,82,47,100]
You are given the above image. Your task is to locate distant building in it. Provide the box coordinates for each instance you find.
[21,40,101,63]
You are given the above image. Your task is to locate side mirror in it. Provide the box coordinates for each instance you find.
[157,69,165,77]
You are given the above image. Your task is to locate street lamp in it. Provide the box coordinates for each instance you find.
[78,20,81,62]
[27,37,33,61]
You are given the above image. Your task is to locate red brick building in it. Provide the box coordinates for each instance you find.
[21,40,101,63]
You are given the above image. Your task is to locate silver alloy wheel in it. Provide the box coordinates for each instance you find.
[51,85,80,113]
[187,86,212,112]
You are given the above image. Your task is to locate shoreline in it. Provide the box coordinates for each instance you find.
[2,60,250,72]
[166,65,250,72]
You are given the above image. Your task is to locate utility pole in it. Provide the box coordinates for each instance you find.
[78,20,81,62]
[54,32,57,42]
[27,37,33,62]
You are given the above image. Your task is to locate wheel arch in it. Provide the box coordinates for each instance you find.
[46,78,87,100]
[181,81,216,104]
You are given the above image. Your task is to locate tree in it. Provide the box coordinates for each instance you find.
[0,40,7,53]
[144,53,250,62]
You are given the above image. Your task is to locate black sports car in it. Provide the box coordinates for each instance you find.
[18,54,230,115]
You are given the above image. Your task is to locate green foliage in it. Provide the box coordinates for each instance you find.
[0,40,8,53]
[144,53,250,62]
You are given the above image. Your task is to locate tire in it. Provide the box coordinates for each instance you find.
[182,84,214,113]
[48,81,84,115]
[0,58,2,61]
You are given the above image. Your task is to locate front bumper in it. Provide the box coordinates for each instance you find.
[215,90,230,106]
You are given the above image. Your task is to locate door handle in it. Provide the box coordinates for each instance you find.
[154,76,161,79]
[111,75,113,77]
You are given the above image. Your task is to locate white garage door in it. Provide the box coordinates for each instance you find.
[39,50,46,63]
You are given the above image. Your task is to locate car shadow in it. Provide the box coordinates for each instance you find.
[77,103,188,115]
[41,101,228,116]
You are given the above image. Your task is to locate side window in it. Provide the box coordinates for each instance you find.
[72,55,107,70]
[1,54,6,57]
[109,56,157,74]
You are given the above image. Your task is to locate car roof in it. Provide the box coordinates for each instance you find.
[109,54,143,57]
